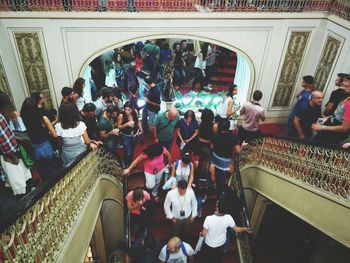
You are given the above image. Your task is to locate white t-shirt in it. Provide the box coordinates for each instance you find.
[203,214,235,248]
[175,160,192,183]
[158,242,194,263]
[217,96,233,118]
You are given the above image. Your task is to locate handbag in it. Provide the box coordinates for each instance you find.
[18,144,34,168]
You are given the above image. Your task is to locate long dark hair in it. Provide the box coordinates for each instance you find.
[197,147,211,174]
[227,84,237,98]
[143,143,163,159]
[58,103,81,129]
[199,108,214,132]
[21,97,44,132]
[123,101,138,125]
[73,77,85,97]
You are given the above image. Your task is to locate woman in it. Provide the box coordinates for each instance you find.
[172,42,186,89]
[194,147,215,217]
[21,97,58,180]
[125,143,172,201]
[176,110,199,153]
[169,151,194,189]
[126,188,151,237]
[196,108,217,154]
[216,84,240,127]
[55,103,98,168]
[73,77,86,111]
[117,101,143,166]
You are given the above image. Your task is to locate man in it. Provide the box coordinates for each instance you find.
[94,87,114,120]
[98,105,120,153]
[238,90,265,142]
[153,107,179,151]
[323,73,349,116]
[287,75,315,137]
[312,76,350,144]
[81,103,100,140]
[293,91,323,140]
[60,86,74,105]
[212,118,244,197]
[143,40,160,80]
[204,43,219,91]
[200,199,251,263]
[164,180,197,238]
[159,236,194,263]
[127,235,161,263]
[0,92,31,196]
[142,76,160,134]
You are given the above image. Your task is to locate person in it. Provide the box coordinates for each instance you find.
[168,151,194,189]
[200,199,252,263]
[117,101,143,166]
[94,87,114,120]
[153,107,179,151]
[196,108,217,153]
[159,42,172,66]
[176,110,199,153]
[238,90,265,142]
[159,236,194,263]
[126,188,151,238]
[127,235,161,263]
[98,105,120,154]
[125,143,171,201]
[72,77,86,112]
[194,147,215,218]
[81,103,100,141]
[312,76,350,144]
[192,43,208,91]
[204,43,220,91]
[21,97,58,180]
[142,76,161,135]
[323,73,349,117]
[0,92,31,196]
[173,42,186,89]
[60,87,74,105]
[293,91,323,140]
[31,92,56,122]
[212,119,245,197]
[55,103,97,168]
[164,180,197,237]
[143,40,160,80]
[286,75,315,137]
[216,84,240,126]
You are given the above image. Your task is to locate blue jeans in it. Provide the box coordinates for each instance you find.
[215,167,227,198]
[122,135,135,167]
[142,108,157,134]
[174,66,185,86]
[224,227,235,252]
[196,193,206,216]
[127,0,135,10]
[32,140,54,180]
[159,139,173,152]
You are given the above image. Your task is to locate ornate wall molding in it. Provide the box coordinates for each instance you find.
[272,31,310,108]
[13,32,53,106]
[314,35,342,92]
[0,55,13,101]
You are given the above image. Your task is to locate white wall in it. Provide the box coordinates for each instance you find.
[1,12,349,121]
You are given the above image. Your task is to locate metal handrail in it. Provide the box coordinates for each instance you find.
[1,0,350,22]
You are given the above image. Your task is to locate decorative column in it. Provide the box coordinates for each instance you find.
[159,62,175,112]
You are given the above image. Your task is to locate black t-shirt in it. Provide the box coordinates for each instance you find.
[213,132,240,158]
[325,88,348,116]
[146,85,160,112]
[128,238,160,263]
[295,103,321,139]
[82,115,99,140]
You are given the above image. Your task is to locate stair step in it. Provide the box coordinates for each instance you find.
[212,76,234,83]
[217,67,235,74]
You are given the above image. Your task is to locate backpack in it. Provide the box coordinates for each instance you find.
[165,242,188,261]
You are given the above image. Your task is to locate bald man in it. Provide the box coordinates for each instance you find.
[159,236,194,263]
[153,107,180,151]
[293,90,323,139]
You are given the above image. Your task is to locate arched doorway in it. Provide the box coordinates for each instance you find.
[79,37,254,115]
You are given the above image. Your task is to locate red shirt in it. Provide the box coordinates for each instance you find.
[126,190,150,215]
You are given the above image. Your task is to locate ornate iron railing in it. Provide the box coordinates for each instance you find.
[0,148,122,262]
[240,135,350,200]
[1,0,350,21]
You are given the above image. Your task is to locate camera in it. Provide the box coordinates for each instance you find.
[180,210,185,217]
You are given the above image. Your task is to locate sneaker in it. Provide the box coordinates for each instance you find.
[115,144,123,149]
[204,85,212,91]
[198,211,202,218]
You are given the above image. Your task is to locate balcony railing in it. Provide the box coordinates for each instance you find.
[240,135,350,201]
[0,148,123,262]
[1,0,350,21]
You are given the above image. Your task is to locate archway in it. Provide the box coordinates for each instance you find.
[79,36,254,115]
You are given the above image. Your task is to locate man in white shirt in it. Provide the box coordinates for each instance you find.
[159,236,194,263]
[164,180,197,238]
[200,199,252,263]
